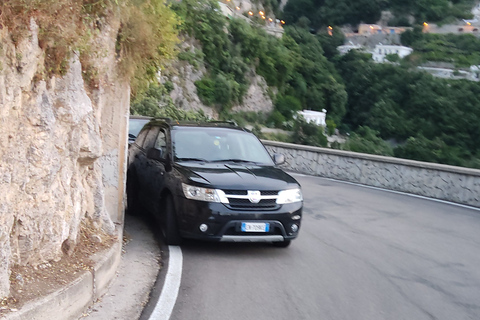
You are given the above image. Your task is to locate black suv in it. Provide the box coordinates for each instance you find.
[127,119,303,247]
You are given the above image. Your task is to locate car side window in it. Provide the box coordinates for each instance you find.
[154,130,167,157]
[143,127,160,149]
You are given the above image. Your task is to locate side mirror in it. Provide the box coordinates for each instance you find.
[273,153,285,165]
[146,148,164,161]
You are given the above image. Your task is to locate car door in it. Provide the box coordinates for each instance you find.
[146,128,169,216]
[136,126,160,212]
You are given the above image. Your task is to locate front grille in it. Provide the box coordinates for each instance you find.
[227,198,278,210]
[260,190,279,196]
[222,189,280,211]
[224,190,247,196]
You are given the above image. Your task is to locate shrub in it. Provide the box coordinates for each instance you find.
[131,84,208,120]
[195,77,216,105]
[326,119,336,136]
[268,110,287,128]
[291,117,328,147]
[275,95,302,120]
[343,126,393,156]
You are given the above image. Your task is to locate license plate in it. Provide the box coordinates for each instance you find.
[241,222,270,232]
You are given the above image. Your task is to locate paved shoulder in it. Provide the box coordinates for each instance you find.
[81,215,161,320]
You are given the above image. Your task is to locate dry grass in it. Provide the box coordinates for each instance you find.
[0,0,180,94]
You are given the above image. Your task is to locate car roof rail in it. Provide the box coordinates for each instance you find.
[208,120,238,126]
[152,117,173,123]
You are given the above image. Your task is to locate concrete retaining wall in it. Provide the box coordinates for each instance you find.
[263,140,480,208]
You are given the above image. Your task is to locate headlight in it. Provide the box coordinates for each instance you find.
[276,188,303,204]
[182,183,229,203]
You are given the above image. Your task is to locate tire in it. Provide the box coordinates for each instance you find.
[126,171,142,216]
[164,195,182,245]
[272,240,291,248]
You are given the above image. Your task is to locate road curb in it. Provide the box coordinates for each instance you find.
[2,235,123,320]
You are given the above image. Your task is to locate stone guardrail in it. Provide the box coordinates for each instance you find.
[263,140,480,208]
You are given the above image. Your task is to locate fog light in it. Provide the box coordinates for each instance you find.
[291,224,299,232]
[199,224,208,232]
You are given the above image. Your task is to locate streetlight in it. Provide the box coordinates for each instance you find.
[248,11,253,16]
[259,11,264,16]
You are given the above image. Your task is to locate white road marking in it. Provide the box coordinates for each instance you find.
[292,172,480,212]
[149,246,183,320]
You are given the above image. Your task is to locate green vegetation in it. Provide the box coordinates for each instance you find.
[291,118,328,147]
[170,0,347,120]
[131,84,209,120]
[1,0,179,95]
[401,28,480,67]
[281,0,475,29]
[341,126,394,156]
[9,0,478,168]
[150,0,479,169]
[334,50,480,168]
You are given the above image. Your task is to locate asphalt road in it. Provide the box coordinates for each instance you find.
[169,174,480,320]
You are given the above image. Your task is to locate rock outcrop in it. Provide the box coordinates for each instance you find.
[0,18,129,298]
[165,41,273,117]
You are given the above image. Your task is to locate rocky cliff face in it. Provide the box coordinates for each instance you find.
[0,19,129,298]
[166,42,273,117]
[168,63,273,116]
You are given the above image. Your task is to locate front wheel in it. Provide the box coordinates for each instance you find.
[272,240,291,248]
[164,195,182,246]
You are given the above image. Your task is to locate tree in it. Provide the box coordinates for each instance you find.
[275,95,302,120]
[343,126,394,156]
[291,117,328,147]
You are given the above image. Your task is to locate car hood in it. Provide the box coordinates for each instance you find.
[176,162,299,190]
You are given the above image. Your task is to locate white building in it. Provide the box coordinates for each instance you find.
[372,44,413,63]
[297,109,327,126]
[337,44,363,55]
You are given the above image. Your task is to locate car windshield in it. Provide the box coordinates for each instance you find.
[172,127,274,165]
[129,118,151,138]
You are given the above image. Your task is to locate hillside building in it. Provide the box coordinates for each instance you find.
[372,44,413,62]
[297,109,327,127]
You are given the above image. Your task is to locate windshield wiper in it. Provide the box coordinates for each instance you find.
[175,157,208,162]
[210,159,257,164]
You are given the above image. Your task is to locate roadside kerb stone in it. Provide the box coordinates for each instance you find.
[91,240,122,301]
[2,235,122,320]
[264,140,480,208]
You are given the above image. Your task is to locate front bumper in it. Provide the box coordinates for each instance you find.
[174,196,303,242]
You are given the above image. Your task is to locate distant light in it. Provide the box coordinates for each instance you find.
[369,25,374,29]
[261,15,266,19]
[268,18,273,22]
[248,11,253,16]
[467,22,472,26]
[280,20,285,24]
[423,22,428,26]
[259,11,264,16]
[328,26,333,30]
[235,6,240,10]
